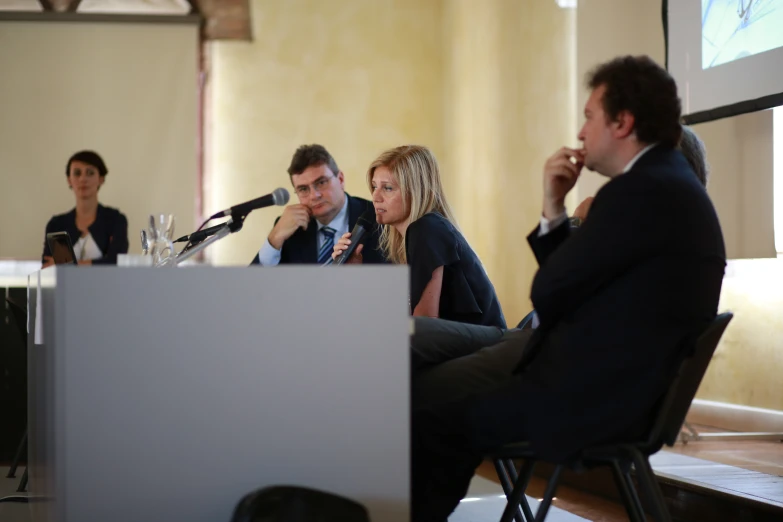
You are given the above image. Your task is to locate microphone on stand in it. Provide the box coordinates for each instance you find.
[209,188,290,220]
[332,210,374,266]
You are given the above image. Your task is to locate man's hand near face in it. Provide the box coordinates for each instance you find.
[543,147,585,220]
[268,204,312,250]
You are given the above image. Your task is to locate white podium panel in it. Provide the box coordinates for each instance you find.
[28,265,410,522]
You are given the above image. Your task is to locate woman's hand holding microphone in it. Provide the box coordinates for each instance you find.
[332,232,363,264]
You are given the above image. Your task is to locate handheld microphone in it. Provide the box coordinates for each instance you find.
[333,210,374,265]
[210,188,290,219]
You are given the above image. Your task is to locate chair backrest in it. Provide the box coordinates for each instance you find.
[5,296,28,347]
[644,312,733,449]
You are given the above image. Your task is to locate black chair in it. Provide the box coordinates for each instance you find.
[489,312,734,522]
[4,297,29,494]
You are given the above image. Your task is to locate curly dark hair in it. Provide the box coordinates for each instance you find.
[65,150,108,177]
[287,144,340,178]
[586,55,682,148]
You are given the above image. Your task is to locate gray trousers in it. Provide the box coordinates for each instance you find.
[411,317,533,411]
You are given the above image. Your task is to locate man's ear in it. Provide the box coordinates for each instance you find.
[613,110,636,139]
[337,170,345,187]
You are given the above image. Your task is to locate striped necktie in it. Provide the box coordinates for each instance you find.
[317,226,336,264]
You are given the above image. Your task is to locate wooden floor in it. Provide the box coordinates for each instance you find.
[658,425,783,509]
[668,426,783,477]
[477,425,783,521]
[475,461,630,522]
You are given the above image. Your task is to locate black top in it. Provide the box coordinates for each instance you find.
[42,204,129,265]
[249,194,387,265]
[405,212,506,328]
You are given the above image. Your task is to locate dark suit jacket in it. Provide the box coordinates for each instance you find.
[42,204,129,265]
[515,145,726,461]
[249,194,387,265]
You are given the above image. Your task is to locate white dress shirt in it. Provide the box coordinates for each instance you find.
[257,196,351,266]
[73,233,103,261]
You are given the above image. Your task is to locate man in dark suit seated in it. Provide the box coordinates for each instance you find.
[411,55,726,521]
[409,124,713,381]
[250,144,386,265]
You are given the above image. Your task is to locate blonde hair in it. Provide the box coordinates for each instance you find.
[366,145,458,264]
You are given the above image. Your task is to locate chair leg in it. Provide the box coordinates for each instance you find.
[609,460,644,522]
[494,459,514,496]
[623,470,645,520]
[504,459,535,521]
[533,464,563,522]
[17,467,28,492]
[499,460,536,522]
[630,450,671,522]
[7,429,27,478]
[493,460,525,522]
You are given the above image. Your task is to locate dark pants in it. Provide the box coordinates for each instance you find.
[411,317,532,410]
[409,318,535,521]
[412,372,534,522]
[410,317,507,370]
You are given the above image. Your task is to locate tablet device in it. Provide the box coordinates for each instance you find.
[46,231,78,265]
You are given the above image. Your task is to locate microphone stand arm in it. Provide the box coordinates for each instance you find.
[166,212,248,267]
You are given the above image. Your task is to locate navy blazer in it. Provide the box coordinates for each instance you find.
[42,204,129,265]
[249,194,387,265]
[509,145,726,462]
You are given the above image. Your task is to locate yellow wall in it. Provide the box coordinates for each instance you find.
[692,113,779,411]
[701,260,783,410]
[208,0,575,324]
[441,0,575,323]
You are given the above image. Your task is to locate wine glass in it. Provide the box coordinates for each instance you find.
[149,214,176,267]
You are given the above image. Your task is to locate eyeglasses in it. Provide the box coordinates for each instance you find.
[294,176,334,197]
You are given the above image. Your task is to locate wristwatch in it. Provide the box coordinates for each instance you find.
[569,216,583,228]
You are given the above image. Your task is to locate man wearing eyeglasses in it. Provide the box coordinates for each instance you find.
[250,144,387,265]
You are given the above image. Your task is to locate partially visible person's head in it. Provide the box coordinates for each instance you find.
[366,145,457,264]
[287,144,345,224]
[65,150,108,199]
[578,55,682,177]
[678,125,709,187]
